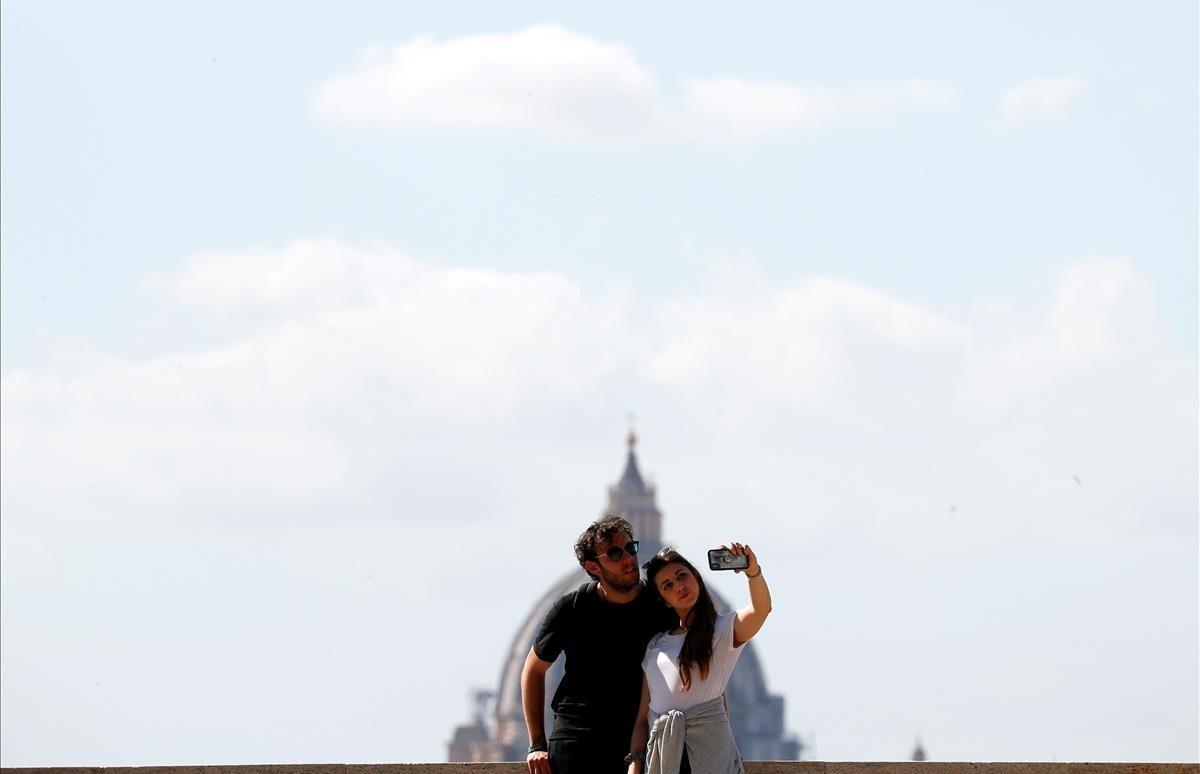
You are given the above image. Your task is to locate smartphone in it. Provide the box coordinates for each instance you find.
[707,548,750,571]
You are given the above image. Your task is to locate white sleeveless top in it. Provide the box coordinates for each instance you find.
[642,611,745,713]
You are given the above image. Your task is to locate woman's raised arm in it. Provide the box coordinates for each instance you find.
[729,542,771,648]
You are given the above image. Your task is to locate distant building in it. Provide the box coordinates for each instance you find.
[912,738,928,761]
[448,432,803,762]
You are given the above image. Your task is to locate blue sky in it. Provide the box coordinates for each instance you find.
[2,0,1197,766]
[3,1,1197,366]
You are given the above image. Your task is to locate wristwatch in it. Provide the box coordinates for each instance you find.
[624,750,646,765]
[528,741,548,754]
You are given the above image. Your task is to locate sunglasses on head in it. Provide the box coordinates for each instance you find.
[592,541,639,563]
[641,545,675,570]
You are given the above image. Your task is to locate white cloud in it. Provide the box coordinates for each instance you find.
[313,25,954,142]
[314,25,664,141]
[3,242,1193,546]
[648,274,971,427]
[143,239,423,313]
[999,74,1086,130]
[645,257,1195,544]
[684,78,955,139]
[4,241,630,525]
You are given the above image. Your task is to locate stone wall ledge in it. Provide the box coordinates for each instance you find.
[4,763,1197,774]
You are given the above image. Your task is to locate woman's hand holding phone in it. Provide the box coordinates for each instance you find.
[719,541,759,577]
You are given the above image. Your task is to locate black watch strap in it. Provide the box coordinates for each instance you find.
[624,750,646,765]
[528,741,548,754]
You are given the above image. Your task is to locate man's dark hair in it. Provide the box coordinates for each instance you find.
[574,515,635,580]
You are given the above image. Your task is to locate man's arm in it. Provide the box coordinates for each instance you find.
[521,647,554,774]
[626,676,651,774]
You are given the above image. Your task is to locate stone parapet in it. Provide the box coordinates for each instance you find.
[3,763,1197,774]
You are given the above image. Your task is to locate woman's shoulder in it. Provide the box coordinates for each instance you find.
[644,630,669,655]
[713,610,741,648]
[645,626,685,653]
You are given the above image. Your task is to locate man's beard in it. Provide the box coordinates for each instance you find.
[599,565,640,592]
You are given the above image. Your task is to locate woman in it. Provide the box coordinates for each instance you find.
[625,542,771,774]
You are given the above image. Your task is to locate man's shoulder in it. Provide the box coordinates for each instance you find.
[546,582,597,616]
[570,581,597,605]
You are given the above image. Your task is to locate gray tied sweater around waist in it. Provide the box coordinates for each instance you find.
[646,695,744,774]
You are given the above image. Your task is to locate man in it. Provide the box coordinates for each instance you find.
[522,516,676,774]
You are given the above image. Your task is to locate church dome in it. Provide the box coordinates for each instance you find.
[448,433,802,762]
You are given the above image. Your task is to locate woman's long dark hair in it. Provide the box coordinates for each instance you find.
[643,549,718,691]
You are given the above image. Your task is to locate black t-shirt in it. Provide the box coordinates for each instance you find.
[534,582,677,743]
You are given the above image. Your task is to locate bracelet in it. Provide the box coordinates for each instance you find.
[746,566,762,579]
[528,741,548,754]
[624,750,646,765]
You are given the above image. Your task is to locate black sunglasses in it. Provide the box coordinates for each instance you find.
[592,541,639,563]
